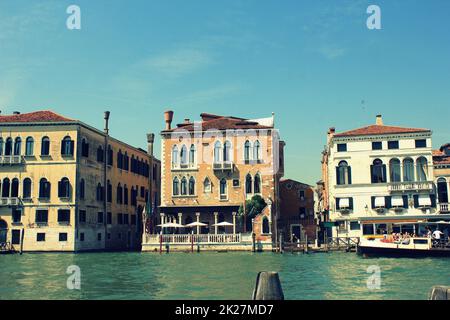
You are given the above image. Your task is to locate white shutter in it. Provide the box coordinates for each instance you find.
[419,194,431,206]
[375,197,385,208]
[392,196,403,207]
[340,198,350,208]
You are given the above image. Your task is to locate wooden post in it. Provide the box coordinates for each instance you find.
[191,231,194,253]
[20,228,25,255]
[252,232,256,252]
[159,232,162,254]
[279,231,283,254]
[429,286,450,300]
[252,271,284,300]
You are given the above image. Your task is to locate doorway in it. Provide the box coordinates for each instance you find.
[0,220,8,243]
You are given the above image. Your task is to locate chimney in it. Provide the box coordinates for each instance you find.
[184,118,190,124]
[327,127,335,144]
[13,111,20,115]
[147,133,155,157]
[104,111,110,134]
[376,114,383,126]
[164,110,174,130]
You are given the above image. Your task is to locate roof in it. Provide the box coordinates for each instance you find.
[333,124,430,138]
[280,178,313,188]
[0,110,74,123]
[433,149,450,165]
[163,113,273,133]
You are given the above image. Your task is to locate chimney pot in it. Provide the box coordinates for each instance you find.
[147,133,155,156]
[329,127,336,133]
[164,110,174,130]
[376,114,383,126]
[13,111,20,115]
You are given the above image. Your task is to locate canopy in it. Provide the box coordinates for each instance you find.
[392,196,403,207]
[419,194,431,207]
[212,221,234,227]
[185,221,208,227]
[340,198,350,208]
[375,197,385,208]
[157,222,185,228]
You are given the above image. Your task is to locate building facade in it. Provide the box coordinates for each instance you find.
[322,115,448,238]
[142,110,284,251]
[433,143,450,214]
[0,110,160,252]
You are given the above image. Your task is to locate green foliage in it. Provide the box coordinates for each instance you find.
[238,195,267,220]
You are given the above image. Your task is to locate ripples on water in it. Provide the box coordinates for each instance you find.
[1,252,449,300]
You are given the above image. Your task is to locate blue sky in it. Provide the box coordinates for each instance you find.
[0,0,449,185]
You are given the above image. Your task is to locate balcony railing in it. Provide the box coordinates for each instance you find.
[0,155,24,165]
[171,163,196,170]
[145,233,242,244]
[0,197,21,206]
[439,203,449,213]
[213,161,233,171]
[388,181,434,192]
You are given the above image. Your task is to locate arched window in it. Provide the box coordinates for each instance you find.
[97,145,104,162]
[117,183,123,204]
[336,161,351,185]
[58,177,70,198]
[117,150,123,169]
[107,180,112,202]
[79,179,85,200]
[131,186,137,206]
[39,178,51,199]
[403,158,415,182]
[189,177,195,195]
[189,144,196,165]
[61,136,74,156]
[96,183,103,201]
[214,141,222,163]
[107,145,113,166]
[181,177,187,195]
[23,178,32,199]
[41,137,50,156]
[5,138,13,156]
[244,140,251,162]
[437,178,448,203]
[13,137,21,155]
[173,177,180,196]
[262,217,270,234]
[124,185,128,204]
[180,145,187,165]
[81,138,89,157]
[223,141,231,162]
[25,137,34,156]
[220,178,227,199]
[11,178,19,197]
[253,140,261,161]
[389,159,401,183]
[204,177,212,193]
[371,159,386,183]
[123,152,129,170]
[172,145,179,166]
[246,174,253,194]
[416,157,428,182]
[0,138,3,155]
[2,178,10,197]
[254,173,261,194]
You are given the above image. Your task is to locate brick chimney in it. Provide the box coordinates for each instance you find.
[164,110,174,130]
[376,114,383,126]
[327,127,335,144]
[147,133,155,157]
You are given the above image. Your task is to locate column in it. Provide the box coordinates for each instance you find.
[196,212,200,235]
[214,212,219,235]
[178,212,182,225]
[160,213,165,225]
[232,212,237,234]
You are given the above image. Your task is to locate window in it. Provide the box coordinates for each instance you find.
[58,177,70,198]
[0,138,3,156]
[223,141,231,162]
[13,137,21,155]
[80,233,85,241]
[372,141,382,150]
[262,217,270,234]
[41,137,50,156]
[107,212,112,225]
[97,233,102,241]
[336,161,352,185]
[124,185,128,204]
[131,215,136,225]
[172,145,178,166]
[389,159,401,183]
[337,143,347,152]
[4,137,13,156]
[403,158,415,182]
[180,145,187,165]
[388,141,399,150]
[131,187,137,206]
[97,212,104,224]
[116,184,123,204]
[11,178,19,197]
[299,190,305,200]
[97,146,104,162]
[79,179,85,200]
[362,224,375,235]
[254,141,261,161]
[123,152,129,170]
[117,150,123,169]
[59,233,68,242]
[299,207,306,217]
[118,213,123,224]
[203,178,211,193]
[189,144,195,165]
[11,230,21,244]
[140,186,145,198]
[416,157,428,182]
[39,178,51,199]
[79,210,86,223]
[254,174,261,194]
[220,179,227,199]
[107,180,112,203]
[415,139,427,148]
[107,145,113,166]
[181,177,187,195]
[25,137,34,156]
[96,183,103,201]
[123,214,129,225]
[245,174,252,195]
[58,209,70,223]
[350,221,360,231]
[61,136,74,156]
[233,179,240,187]
[173,177,180,196]
[36,233,46,242]
[189,177,195,195]
[244,141,251,162]
[437,178,449,203]
[81,139,89,157]
[12,210,21,224]
[2,178,10,197]
[371,159,386,183]
[35,210,48,224]
[214,141,222,163]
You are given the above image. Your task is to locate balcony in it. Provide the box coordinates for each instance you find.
[439,203,449,213]
[0,155,24,166]
[0,197,21,207]
[213,161,233,171]
[388,181,434,192]
[171,163,197,171]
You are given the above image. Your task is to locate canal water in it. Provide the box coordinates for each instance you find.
[1,252,449,300]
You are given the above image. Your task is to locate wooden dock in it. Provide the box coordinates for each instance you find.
[0,242,15,254]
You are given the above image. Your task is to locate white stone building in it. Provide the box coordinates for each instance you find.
[323,115,447,238]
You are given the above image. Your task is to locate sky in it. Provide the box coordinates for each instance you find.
[0,0,449,185]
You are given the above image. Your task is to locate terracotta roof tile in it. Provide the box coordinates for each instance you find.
[0,110,74,123]
[334,124,430,137]
[433,149,450,165]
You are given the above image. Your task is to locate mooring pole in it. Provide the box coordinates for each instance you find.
[191,231,194,253]
[252,271,284,300]
[429,286,450,300]
[159,232,162,254]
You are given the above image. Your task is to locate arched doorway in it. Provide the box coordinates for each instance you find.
[0,220,8,243]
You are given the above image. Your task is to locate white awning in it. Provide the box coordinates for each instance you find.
[419,194,431,207]
[340,198,350,208]
[375,197,385,208]
[392,196,403,207]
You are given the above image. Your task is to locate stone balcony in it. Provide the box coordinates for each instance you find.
[0,155,24,166]
[0,197,21,207]
[439,203,449,213]
[388,181,434,192]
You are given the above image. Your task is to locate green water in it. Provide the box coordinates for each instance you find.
[1,252,449,300]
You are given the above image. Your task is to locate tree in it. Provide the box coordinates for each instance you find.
[238,195,267,232]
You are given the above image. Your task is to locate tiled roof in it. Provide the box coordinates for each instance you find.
[433,149,450,165]
[164,114,273,132]
[0,110,74,123]
[334,124,430,137]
